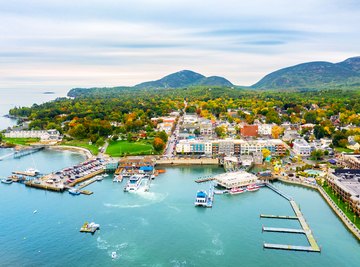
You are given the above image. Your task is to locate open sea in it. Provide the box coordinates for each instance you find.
[0,149,359,266]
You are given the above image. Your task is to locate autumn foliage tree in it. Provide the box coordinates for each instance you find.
[153,137,165,152]
[271,126,284,139]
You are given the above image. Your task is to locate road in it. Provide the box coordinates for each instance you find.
[164,117,181,158]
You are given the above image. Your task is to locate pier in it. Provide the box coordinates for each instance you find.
[261,183,321,253]
[195,177,215,183]
[0,146,45,161]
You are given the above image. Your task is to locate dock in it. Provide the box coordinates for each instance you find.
[260,214,298,220]
[195,177,215,183]
[261,183,321,253]
[262,226,305,234]
[68,169,104,187]
[263,243,319,252]
[12,171,38,177]
[77,177,97,189]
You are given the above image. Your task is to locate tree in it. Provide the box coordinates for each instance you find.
[313,125,325,139]
[304,111,317,124]
[332,130,348,147]
[156,131,168,143]
[153,137,165,152]
[311,149,324,160]
[262,148,271,159]
[96,137,105,147]
[68,124,87,139]
[112,135,119,141]
[0,133,2,142]
[271,126,284,139]
[215,126,226,138]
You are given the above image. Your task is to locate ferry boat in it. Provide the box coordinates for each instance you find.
[246,184,260,192]
[124,175,142,192]
[69,188,81,195]
[194,190,208,207]
[1,178,13,184]
[229,187,245,195]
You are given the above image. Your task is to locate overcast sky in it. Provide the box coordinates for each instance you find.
[1,0,359,91]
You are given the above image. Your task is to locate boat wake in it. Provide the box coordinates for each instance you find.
[97,236,129,261]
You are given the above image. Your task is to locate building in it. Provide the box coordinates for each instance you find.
[326,169,360,216]
[240,125,258,137]
[257,124,273,136]
[199,121,213,136]
[339,154,360,169]
[292,139,311,156]
[215,171,258,189]
[4,129,61,141]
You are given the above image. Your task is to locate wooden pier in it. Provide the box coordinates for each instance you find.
[77,178,97,189]
[260,214,298,220]
[262,226,305,234]
[195,177,215,183]
[263,243,319,252]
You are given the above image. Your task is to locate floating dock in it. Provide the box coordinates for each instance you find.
[263,243,319,252]
[77,177,97,189]
[262,226,305,234]
[260,214,298,220]
[261,183,321,253]
[195,177,215,183]
[12,171,38,177]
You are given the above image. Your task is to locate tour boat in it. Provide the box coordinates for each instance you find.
[124,175,142,192]
[246,184,260,192]
[1,178,13,184]
[69,188,81,195]
[229,187,245,195]
[194,190,208,207]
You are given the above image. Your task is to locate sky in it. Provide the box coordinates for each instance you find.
[0,0,359,92]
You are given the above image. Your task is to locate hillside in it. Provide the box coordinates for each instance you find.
[252,56,360,89]
[134,70,233,89]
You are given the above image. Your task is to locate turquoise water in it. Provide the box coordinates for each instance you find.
[0,150,360,266]
[304,169,324,176]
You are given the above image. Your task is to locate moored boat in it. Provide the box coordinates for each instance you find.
[124,175,142,192]
[1,178,13,184]
[229,187,245,195]
[194,190,208,207]
[246,184,260,192]
[96,176,103,181]
[69,188,81,195]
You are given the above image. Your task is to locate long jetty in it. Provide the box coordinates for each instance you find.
[262,182,321,253]
[0,146,45,161]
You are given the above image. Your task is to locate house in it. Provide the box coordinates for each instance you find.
[292,139,311,156]
[240,125,258,137]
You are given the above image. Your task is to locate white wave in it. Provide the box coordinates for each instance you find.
[103,203,146,209]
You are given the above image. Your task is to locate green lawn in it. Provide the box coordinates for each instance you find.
[61,140,99,155]
[322,184,360,230]
[334,147,354,153]
[106,140,155,157]
[3,137,40,146]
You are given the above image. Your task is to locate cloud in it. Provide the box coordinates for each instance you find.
[0,0,359,90]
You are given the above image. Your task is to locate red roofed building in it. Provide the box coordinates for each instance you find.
[240,125,258,137]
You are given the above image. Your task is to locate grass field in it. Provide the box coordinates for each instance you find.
[3,137,40,146]
[61,140,99,155]
[334,147,354,153]
[106,140,155,157]
[323,184,360,229]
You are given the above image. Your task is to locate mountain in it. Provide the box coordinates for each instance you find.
[251,56,360,89]
[135,70,233,89]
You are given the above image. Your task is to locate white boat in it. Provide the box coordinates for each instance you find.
[246,184,260,192]
[96,176,103,181]
[69,188,81,195]
[111,251,117,259]
[1,178,13,184]
[26,168,40,176]
[229,187,245,195]
[194,190,208,207]
[124,175,142,192]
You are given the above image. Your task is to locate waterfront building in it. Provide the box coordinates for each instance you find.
[4,129,61,141]
[293,139,311,156]
[339,154,360,169]
[326,169,360,216]
[215,171,258,189]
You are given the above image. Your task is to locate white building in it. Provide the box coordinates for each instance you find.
[4,129,61,141]
[257,124,273,136]
[293,139,311,156]
[215,171,258,189]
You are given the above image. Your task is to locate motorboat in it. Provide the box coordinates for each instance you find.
[1,178,13,184]
[124,175,142,192]
[229,187,245,195]
[69,188,81,195]
[194,190,208,207]
[246,184,260,192]
[26,168,40,176]
[111,251,117,259]
[96,176,103,181]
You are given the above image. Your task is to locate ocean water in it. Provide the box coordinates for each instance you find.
[0,150,359,266]
[0,88,65,130]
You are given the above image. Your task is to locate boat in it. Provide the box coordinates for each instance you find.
[26,168,40,176]
[229,187,245,195]
[111,251,117,259]
[69,188,81,195]
[124,175,142,192]
[246,184,260,192]
[214,189,228,195]
[80,222,100,233]
[96,176,103,181]
[194,190,208,207]
[113,175,123,183]
[151,174,155,180]
[1,178,13,184]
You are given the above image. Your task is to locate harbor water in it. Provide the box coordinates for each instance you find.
[0,149,360,266]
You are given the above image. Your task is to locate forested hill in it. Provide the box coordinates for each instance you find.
[251,56,360,89]
[67,70,233,97]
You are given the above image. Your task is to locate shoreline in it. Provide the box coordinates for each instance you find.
[276,177,360,241]
[48,145,93,159]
